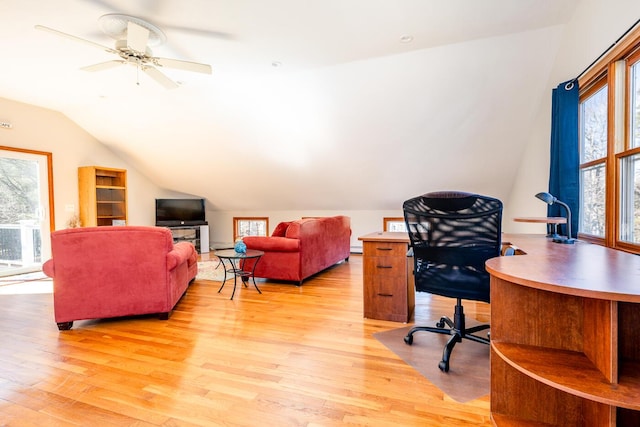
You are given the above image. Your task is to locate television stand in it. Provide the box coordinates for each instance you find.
[166,225,209,254]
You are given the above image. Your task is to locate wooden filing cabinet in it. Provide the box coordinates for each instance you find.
[359,232,415,322]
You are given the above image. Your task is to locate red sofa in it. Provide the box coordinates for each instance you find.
[242,216,351,285]
[42,226,198,330]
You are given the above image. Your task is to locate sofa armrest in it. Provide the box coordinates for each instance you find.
[243,236,300,252]
[42,259,54,278]
[167,242,196,270]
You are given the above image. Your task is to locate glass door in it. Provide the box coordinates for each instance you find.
[0,147,52,277]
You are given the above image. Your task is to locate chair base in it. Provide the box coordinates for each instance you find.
[403,299,489,372]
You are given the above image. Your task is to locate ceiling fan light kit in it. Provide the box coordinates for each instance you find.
[35,14,211,89]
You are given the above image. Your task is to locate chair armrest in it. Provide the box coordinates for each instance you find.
[243,236,300,252]
[167,242,196,270]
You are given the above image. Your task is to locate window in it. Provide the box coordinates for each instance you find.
[576,31,640,253]
[619,153,640,243]
[383,217,407,232]
[0,146,54,276]
[578,82,608,239]
[618,54,640,245]
[233,217,268,241]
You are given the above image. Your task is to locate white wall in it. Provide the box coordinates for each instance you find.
[0,96,405,250]
[0,96,405,251]
[506,0,640,234]
[0,97,178,230]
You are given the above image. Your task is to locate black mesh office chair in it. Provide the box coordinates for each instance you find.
[403,191,503,372]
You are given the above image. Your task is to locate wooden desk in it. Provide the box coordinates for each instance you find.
[358,232,414,322]
[486,234,640,426]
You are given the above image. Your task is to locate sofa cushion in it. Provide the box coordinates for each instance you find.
[242,236,300,252]
[272,221,291,237]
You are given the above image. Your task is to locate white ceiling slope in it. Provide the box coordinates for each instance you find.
[1,0,579,210]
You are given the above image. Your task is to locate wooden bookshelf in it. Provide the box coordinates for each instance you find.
[78,166,127,227]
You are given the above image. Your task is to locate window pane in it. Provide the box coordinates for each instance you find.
[236,219,267,238]
[580,86,608,163]
[580,164,606,237]
[632,61,640,149]
[383,217,407,232]
[619,154,640,243]
[387,221,407,232]
[0,155,44,275]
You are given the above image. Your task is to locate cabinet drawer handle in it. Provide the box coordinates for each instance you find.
[378,293,393,297]
[376,247,392,251]
[376,265,393,269]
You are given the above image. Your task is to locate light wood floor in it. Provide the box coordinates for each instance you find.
[0,255,491,426]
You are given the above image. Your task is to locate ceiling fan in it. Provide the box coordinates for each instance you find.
[35,14,212,89]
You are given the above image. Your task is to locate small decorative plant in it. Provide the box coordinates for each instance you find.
[66,213,81,228]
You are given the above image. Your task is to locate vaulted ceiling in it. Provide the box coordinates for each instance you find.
[1,0,580,210]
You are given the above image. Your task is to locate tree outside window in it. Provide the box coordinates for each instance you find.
[619,59,640,244]
[0,157,39,224]
[0,156,41,263]
[579,84,607,238]
[233,217,268,241]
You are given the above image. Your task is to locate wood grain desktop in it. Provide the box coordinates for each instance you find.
[486,234,640,426]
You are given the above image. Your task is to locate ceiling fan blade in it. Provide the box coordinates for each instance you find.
[126,21,149,54]
[142,66,179,89]
[153,57,212,74]
[81,60,126,72]
[34,25,117,55]
[162,24,234,41]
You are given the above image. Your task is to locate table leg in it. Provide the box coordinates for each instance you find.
[548,223,561,239]
[217,256,262,300]
[230,258,239,300]
[216,258,240,300]
[242,257,262,294]
[217,258,229,294]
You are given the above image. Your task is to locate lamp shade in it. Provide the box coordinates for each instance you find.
[535,192,556,205]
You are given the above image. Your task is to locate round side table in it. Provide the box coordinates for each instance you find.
[213,249,264,300]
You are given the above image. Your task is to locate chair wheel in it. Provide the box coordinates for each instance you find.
[438,361,449,372]
[404,335,413,345]
[436,320,445,328]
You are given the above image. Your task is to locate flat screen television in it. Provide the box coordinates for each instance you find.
[155,198,206,226]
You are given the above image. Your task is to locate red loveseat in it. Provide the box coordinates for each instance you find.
[42,226,198,330]
[242,216,351,285]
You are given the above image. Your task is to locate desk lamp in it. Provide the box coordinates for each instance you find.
[535,192,575,244]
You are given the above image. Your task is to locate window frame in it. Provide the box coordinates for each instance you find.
[577,30,640,254]
[383,217,407,232]
[233,217,269,241]
[578,78,609,245]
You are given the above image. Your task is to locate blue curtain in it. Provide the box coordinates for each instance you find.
[548,79,579,238]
